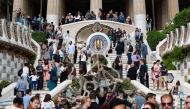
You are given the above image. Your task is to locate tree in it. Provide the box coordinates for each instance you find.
[152,0,156,29]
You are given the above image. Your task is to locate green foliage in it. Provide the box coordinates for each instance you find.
[147,29,166,51]
[168,46,185,62]
[71,79,80,91]
[122,79,135,90]
[29,56,36,64]
[161,56,176,70]
[100,58,108,65]
[162,24,175,34]
[187,79,190,84]
[53,98,58,104]
[173,7,190,28]
[32,31,47,43]
[108,69,118,78]
[0,80,11,88]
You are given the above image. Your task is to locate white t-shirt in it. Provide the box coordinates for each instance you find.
[65,33,70,39]
[81,54,86,62]
[41,101,55,109]
[22,67,29,77]
[30,75,39,81]
[5,105,20,109]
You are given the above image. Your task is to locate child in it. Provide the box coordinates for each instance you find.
[30,72,39,90]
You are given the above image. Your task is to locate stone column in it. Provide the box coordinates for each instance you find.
[46,0,61,26]
[133,0,146,33]
[128,0,134,23]
[90,0,102,16]
[167,0,179,21]
[12,0,24,22]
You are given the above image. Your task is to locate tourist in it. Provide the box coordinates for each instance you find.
[35,93,41,109]
[32,16,37,30]
[64,30,70,47]
[145,61,149,88]
[109,10,114,21]
[49,42,54,61]
[68,41,75,63]
[125,61,131,77]
[55,97,64,109]
[53,50,61,69]
[116,28,122,42]
[127,34,132,43]
[114,56,123,78]
[141,93,156,109]
[74,99,81,108]
[132,51,140,69]
[23,89,32,109]
[42,20,48,33]
[44,60,50,89]
[74,43,78,63]
[151,62,156,87]
[170,80,180,109]
[135,28,140,42]
[85,10,91,20]
[48,62,58,91]
[141,42,148,61]
[67,59,76,79]
[41,94,55,109]
[58,46,64,63]
[126,42,133,62]
[143,102,156,109]
[115,41,123,58]
[135,41,141,57]
[28,63,35,90]
[118,12,125,23]
[106,12,110,20]
[30,72,39,90]
[90,11,96,20]
[126,16,132,25]
[160,62,168,90]
[146,14,152,32]
[107,28,114,48]
[127,63,137,80]
[36,59,44,90]
[21,63,29,89]
[106,89,116,102]
[15,92,23,103]
[59,62,68,82]
[89,91,101,109]
[160,94,174,109]
[113,12,118,22]
[185,96,190,109]
[62,99,70,109]
[61,43,67,62]
[153,60,161,90]
[122,93,132,108]
[134,90,146,109]
[16,77,26,97]
[139,29,144,43]
[16,8,21,22]
[5,98,23,109]
[120,35,125,53]
[57,28,64,47]
[109,98,126,109]
[112,29,117,47]
[78,97,91,109]
[27,96,40,109]
[139,59,147,85]
[41,40,50,60]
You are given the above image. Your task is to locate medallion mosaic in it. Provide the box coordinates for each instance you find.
[89,35,108,52]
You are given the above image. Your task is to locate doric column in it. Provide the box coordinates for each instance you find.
[167,0,179,20]
[127,0,134,23]
[90,0,102,16]
[133,0,146,33]
[46,0,61,26]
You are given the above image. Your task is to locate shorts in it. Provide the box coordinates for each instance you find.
[160,76,167,82]
[147,22,151,28]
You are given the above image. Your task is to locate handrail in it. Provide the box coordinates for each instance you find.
[31,39,41,67]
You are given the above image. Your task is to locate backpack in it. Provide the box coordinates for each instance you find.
[128,45,133,52]
[18,68,23,76]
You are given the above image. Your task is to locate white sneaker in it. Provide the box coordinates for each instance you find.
[152,88,156,90]
[161,88,165,91]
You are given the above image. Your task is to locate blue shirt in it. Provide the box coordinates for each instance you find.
[23,94,31,109]
[16,79,26,91]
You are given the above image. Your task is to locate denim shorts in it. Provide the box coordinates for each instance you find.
[147,22,151,28]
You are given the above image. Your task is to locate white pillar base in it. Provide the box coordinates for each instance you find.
[134,14,147,34]
[46,14,59,26]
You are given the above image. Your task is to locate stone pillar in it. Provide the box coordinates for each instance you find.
[46,0,61,26]
[133,0,146,33]
[128,0,134,23]
[12,0,24,22]
[161,0,168,29]
[167,0,179,21]
[90,0,102,16]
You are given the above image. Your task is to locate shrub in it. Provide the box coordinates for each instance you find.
[122,79,135,90]
[168,46,185,62]
[32,31,47,43]
[108,69,118,78]
[173,7,190,28]
[29,56,36,64]
[0,80,11,88]
[161,56,176,70]
[187,79,190,84]
[162,24,175,34]
[147,29,166,51]
[100,58,108,65]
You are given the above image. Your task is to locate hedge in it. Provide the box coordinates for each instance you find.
[147,29,166,51]
[32,31,47,43]
[161,57,176,70]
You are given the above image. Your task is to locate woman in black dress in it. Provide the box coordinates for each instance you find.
[60,62,68,83]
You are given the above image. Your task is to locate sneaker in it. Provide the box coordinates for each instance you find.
[161,88,165,91]
[152,88,156,90]
[166,88,169,91]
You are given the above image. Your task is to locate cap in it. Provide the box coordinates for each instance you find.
[108,89,112,93]
[76,99,80,102]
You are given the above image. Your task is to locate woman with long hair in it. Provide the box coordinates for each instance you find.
[139,59,147,85]
[41,40,50,60]
[44,60,50,89]
[125,61,131,78]
[79,51,87,74]
[170,80,180,109]
[41,94,55,109]
[60,62,68,83]
[132,51,140,69]
[48,62,57,91]
[114,56,123,79]
[61,43,67,62]
[153,60,161,90]
[78,97,91,109]
[27,96,40,109]
[35,93,41,109]
[143,102,156,109]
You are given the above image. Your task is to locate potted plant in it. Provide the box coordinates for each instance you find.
[122,79,135,95]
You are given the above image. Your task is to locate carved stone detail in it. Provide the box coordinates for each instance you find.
[14,24,18,42]
[159,41,167,55]
[20,27,23,44]
[178,30,181,45]
[184,27,187,43]
[6,22,11,39]
[0,20,2,37]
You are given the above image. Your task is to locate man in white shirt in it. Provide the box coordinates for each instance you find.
[5,98,23,109]
[64,30,70,47]
[68,41,75,63]
[57,28,63,46]
[21,63,29,89]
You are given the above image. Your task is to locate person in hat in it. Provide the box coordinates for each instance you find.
[75,99,81,108]
[106,89,116,102]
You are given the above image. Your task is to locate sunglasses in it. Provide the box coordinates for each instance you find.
[186,102,190,104]
[142,108,150,109]
[161,102,172,106]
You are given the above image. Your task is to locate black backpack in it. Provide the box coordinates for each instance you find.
[128,45,133,52]
[18,68,23,76]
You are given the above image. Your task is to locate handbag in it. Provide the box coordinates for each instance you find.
[155,73,160,78]
[52,76,58,82]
